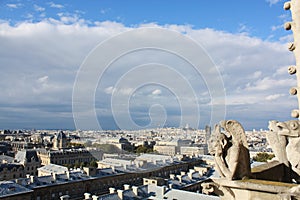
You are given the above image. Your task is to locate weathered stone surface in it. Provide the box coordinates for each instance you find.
[267,120,300,179]
[210,120,251,180]
[209,178,300,200]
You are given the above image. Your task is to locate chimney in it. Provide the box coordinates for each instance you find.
[169,174,175,180]
[117,190,124,200]
[176,175,182,183]
[84,193,91,200]
[132,186,138,196]
[188,172,193,179]
[15,178,22,184]
[109,187,116,194]
[123,164,127,170]
[52,173,57,182]
[66,171,70,179]
[180,171,186,176]
[169,183,173,189]
[160,186,167,196]
[26,174,30,178]
[60,195,70,200]
[30,175,34,183]
[124,184,130,190]
[135,161,140,168]
[83,167,97,177]
[92,195,99,200]
[111,166,115,173]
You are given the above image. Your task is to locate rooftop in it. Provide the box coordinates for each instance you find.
[0,181,33,198]
[37,164,68,175]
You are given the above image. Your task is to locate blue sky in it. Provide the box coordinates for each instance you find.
[0,0,297,130]
[0,0,288,39]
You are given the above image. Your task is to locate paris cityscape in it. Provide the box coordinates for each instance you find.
[1,0,300,200]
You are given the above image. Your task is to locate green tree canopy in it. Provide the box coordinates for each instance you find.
[253,152,275,162]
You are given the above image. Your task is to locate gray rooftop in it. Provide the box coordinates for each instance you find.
[15,149,40,163]
[148,184,220,200]
[0,181,33,198]
[37,164,68,175]
[0,155,15,163]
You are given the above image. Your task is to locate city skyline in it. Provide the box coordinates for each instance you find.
[0,0,296,130]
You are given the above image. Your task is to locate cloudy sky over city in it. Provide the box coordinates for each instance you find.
[0,0,297,130]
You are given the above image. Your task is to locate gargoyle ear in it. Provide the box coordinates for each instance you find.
[268,120,278,131]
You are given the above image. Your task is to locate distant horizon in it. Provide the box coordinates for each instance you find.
[0,125,269,132]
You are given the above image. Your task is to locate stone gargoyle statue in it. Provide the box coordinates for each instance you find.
[208,120,251,180]
[267,120,300,179]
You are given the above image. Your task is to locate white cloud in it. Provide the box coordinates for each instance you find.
[245,77,295,91]
[238,23,251,34]
[34,4,45,12]
[48,2,64,9]
[278,13,290,20]
[279,34,293,43]
[25,13,34,19]
[266,0,282,6]
[271,24,282,31]
[152,89,162,95]
[249,71,262,79]
[104,86,115,94]
[6,3,22,9]
[100,8,111,15]
[274,66,288,76]
[37,76,49,84]
[104,86,133,95]
[118,88,134,95]
[265,93,285,101]
[0,17,296,129]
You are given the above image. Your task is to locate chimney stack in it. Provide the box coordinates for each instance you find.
[66,171,70,179]
[84,193,91,200]
[124,184,130,190]
[176,175,182,183]
[109,187,116,194]
[188,172,193,179]
[160,186,167,197]
[30,175,34,183]
[132,186,139,196]
[117,190,124,200]
[15,179,22,184]
[111,166,115,173]
[52,173,57,181]
[170,174,175,180]
[60,195,70,200]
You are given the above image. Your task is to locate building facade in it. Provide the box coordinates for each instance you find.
[37,149,96,166]
[153,145,176,156]
[15,150,41,176]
